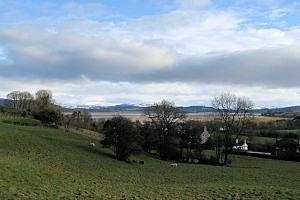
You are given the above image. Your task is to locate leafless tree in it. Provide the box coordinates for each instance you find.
[5,91,33,110]
[35,90,54,107]
[211,92,254,165]
[145,100,186,133]
[19,91,34,110]
[6,91,21,109]
[145,100,186,159]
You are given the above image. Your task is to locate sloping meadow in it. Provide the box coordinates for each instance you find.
[0,120,299,199]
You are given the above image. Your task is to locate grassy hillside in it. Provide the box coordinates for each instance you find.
[0,116,41,126]
[0,120,299,199]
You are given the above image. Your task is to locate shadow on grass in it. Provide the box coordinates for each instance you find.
[144,151,161,159]
[40,135,115,159]
[74,144,115,159]
[233,166,260,169]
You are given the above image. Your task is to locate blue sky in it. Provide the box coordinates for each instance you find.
[1,0,299,25]
[0,0,300,107]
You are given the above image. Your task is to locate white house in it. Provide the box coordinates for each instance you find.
[233,139,248,151]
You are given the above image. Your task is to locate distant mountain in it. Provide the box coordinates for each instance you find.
[81,104,146,111]
[62,104,300,114]
[2,98,298,114]
[178,106,215,112]
[64,104,216,112]
[254,106,300,113]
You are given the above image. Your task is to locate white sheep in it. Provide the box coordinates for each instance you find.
[89,142,95,147]
[170,163,178,167]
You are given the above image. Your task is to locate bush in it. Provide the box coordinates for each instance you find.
[32,106,63,126]
[102,116,141,161]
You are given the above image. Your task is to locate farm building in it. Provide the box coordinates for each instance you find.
[233,139,248,151]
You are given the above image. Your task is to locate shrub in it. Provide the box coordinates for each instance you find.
[102,116,141,161]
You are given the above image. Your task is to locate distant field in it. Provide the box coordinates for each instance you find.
[0,120,299,199]
[278,129,300,134]
[192,117,216,122]
[251,117,289,122]
[192,116,289,123]
[242,136,276,145]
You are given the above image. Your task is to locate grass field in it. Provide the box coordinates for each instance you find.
[193,116,289,123]
[251,117,289,122]
[0,116,42,126]
[278,129,300,134]
[0,120,299,199]
[243,136,276,145]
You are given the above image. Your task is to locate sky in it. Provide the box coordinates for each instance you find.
[0,0,300,107]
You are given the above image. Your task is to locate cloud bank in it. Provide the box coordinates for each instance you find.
[0,1,300,106]
[0,23,300,88]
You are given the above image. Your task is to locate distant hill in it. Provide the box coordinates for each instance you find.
[178,106,215,112]
[64,104,215,112]
[259,106,300,118]
[62,104,300,113]
[2,98,300,114]
[74,104,146,111]
[2,96,300,113]
[256,106,300,113]
[63,104,300,114]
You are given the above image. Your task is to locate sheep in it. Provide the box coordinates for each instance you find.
[139,161,144,165]
[89,142,95,147]
[170,163,178,167]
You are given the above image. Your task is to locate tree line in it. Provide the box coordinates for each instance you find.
[0,90,255,165]
[0,90,63,126]
[2,90,298,165]
[102,94,255,166]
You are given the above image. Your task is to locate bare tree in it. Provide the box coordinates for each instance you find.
[5,91,33,111]
[211,92,254,165]
[35,90,54,106]
[145,100,186,159]
[6,91,21,109]
[19,91,34,110]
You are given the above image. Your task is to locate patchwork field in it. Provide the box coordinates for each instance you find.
[192,116,289,123]
[0,119,299,199]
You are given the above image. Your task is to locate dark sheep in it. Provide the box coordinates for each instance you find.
[139,161,144,165]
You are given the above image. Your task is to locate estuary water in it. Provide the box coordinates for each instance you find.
[64,112,261,120]
[90,112,218,120]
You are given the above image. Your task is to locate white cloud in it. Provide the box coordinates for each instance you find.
[0,27,177,81]
[269,8,290,19]
[1,78,300,107]
[1,2,300,106]
[1,13,300,87]
[112,10,300,56]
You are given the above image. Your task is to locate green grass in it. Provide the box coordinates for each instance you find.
[0,116,41,126]
[278,129,300,134]
[0,122,300,199]
[243,136,276,145]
